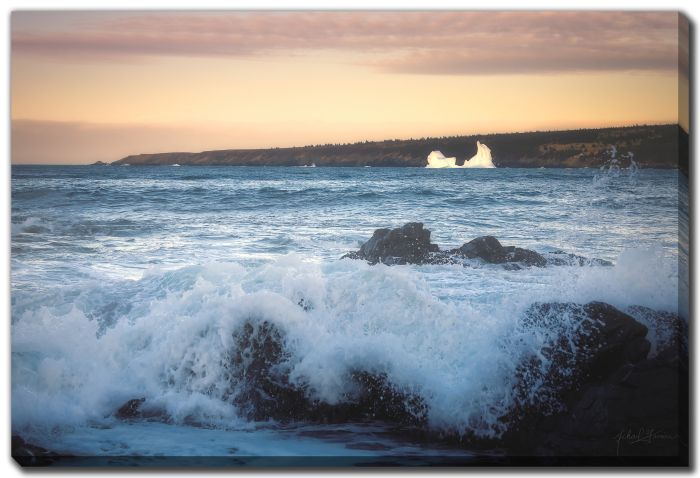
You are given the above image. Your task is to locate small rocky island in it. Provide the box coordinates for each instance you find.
[342,222,611,269]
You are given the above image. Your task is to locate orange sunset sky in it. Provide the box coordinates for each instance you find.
[11,11,689,164]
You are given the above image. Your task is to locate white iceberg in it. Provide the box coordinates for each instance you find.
[425,150,458,168]
[425,141,495,168]
[462,141,495,168]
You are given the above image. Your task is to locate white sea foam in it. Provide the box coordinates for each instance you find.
[11,245,679,440]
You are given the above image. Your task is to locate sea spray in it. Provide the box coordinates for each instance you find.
[12,247,679,438]
[593,146,639,187]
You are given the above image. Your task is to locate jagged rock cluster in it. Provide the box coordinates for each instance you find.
[342,222,611,268]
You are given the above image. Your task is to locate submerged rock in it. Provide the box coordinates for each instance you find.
[342,223,608,268]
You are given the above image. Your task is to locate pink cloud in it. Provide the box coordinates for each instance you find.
[12,11,682,74]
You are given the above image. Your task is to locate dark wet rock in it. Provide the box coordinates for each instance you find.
[450,236,547,267]
[115,398,146,419]
[342,223,608,268]
[226,319,426,426]
[302,371,427,427]
[521,347,688,458]
[453,235,505,262]
[227,320,308,422]
[112,321,299,424]
[625,305,688,359]
[508,302,649,418]
[503,246,548,267]
[12,435,62,466]
[504,302,687,458]
[114,397,166,421]
[341,371,427,426]
[342,222,439,265]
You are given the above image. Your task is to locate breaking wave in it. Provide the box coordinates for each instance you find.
[11,246,680,438]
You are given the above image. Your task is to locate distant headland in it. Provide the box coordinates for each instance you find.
[107,124,687,172]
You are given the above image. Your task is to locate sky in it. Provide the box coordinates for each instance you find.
[11,11,689,164]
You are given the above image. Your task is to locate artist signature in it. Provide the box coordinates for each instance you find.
[614,428,678,455]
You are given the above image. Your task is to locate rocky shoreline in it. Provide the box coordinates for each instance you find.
[91,301,685,460]
[12,224,688,464]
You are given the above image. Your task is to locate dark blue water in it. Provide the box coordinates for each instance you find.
[12,165,680,285]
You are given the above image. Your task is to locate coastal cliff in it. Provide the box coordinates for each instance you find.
[110,124,687,172]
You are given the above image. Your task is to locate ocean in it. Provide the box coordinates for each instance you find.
[11,164,688,465]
